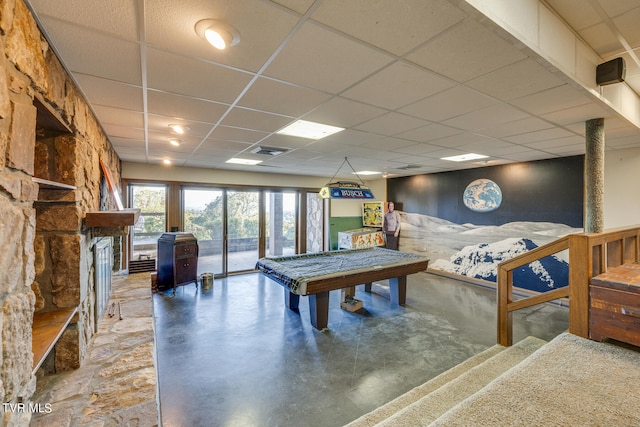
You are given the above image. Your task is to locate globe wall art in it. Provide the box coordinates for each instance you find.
[463,179,502,212]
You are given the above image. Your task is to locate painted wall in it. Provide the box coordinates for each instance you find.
[604,147,640,229]
[388,156,584,228]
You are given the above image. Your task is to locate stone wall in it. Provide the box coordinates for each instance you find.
[0,0,122,423]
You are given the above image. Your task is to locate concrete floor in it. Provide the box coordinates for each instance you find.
[153,272,569,427]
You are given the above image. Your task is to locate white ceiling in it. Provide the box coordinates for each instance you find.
[24,0,640,179]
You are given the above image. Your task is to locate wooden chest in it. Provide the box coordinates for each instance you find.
[590,262,640,347]
[157,232,198,293]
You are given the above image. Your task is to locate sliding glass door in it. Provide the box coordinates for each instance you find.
[183,188,224,276]
[130,184,167,265]
[129,184,319,276]
[265,191,297,257]
[227,190,260,273]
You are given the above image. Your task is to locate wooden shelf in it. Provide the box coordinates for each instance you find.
[32,306,77,374]
[85,208,140,227]
[32,177,76,190]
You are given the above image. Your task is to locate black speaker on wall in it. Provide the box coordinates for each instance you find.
[596,57,625,86]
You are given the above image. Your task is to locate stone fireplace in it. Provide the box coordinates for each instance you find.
[0,1,128,423]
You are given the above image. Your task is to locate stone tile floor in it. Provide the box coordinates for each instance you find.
[31,273,157,427]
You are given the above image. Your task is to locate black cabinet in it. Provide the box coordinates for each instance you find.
[157,232,198,293]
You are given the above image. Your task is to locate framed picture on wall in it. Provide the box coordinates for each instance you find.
[362,201,385,227]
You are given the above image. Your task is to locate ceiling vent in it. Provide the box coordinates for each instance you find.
[251,146,288,156]
[395,164,422,170]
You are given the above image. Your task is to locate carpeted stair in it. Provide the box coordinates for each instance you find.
[346,333,640,426]
[346,336,546,427]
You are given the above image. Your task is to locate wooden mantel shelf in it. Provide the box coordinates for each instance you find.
[85,208,140,227]
[32,306,78,374]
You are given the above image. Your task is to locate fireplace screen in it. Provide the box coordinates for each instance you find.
[94,238,112,330]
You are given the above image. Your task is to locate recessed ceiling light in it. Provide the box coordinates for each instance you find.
[226,158,263,165]
[169,124,190,134]
[441,153,489,162]
[277,120,344,140]
[195,19,240,50]
[353,171,381,175]
[163,159,172,165]
[169,138,181,146]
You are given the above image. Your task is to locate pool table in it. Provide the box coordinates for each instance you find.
[256,247,430,329]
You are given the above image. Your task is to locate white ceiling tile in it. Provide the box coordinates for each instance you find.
[302,97,386,128]
[545,0,600,31]
[146,132,202,146]
[101,124,145,140]
[354,112,429,136]
[149,141,200,154]
[147,91,229,124]
[73,74,143,110]
[540,103,614,126]
[501,150,559,162]
[576,22,619,57]
[269,0,315,15]
[145,0,300,72]
[399,85,497,122]
[360,137,420,151]
[237,77,332,117]
[256,134,314,149]
[342,62,456,109]
[146,114,214,138]
[478,117,554,139]
[466,59,565,101]
[146,48,254,103]
[194,140,252,154]
[392,143,447,156]
[30,0,138,40]
[526,135,585,150]
[39,17,141,84]
[504,127,575,144]
[320,129,386,147]
[311,0,466,56]
[263,21,394,94]
[428,132,495,149]
[395,123,463,143]
[209,126,269,143]
[457,138,517,153]
[407,18,527,83]
[93,106,144,128]
[612,6,640,50]
[109,138,146,150]
[220,107,293,132]
[510,84,592,115]
[442,104,531,132]
[598,0,640,17]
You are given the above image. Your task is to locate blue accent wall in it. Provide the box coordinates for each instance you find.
[388,156,584,228]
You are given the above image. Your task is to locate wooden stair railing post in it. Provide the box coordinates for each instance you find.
[568,234,591,338]
[497,266,513,346]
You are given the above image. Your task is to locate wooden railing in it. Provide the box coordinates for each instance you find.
[497,226,640,346]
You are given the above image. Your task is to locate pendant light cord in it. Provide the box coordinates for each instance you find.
[327,157,366,186]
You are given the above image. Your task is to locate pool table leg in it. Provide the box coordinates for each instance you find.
[389,276,407,305]
[309,291,329,330]
[284,291,300,311]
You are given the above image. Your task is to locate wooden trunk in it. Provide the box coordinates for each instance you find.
[590,262,640,347]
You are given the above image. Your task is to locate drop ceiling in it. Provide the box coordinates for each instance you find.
[24,0,640,179]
